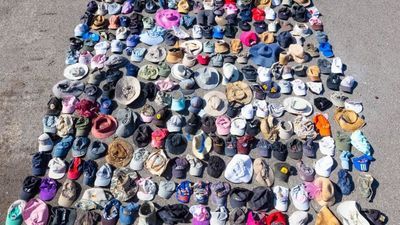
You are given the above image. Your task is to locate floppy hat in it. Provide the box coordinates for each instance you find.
[91,114,118,139]
[64,63,89,80]
[194,67,220,90]
[114,76,141,105]
[181,40,203,56]
[334,108,365,132]
[250,43,281,68]
[336,201,370,225]
[226,81,253,105]
[224,154,253,183]
[288,44,307,63]
[203,91,228,117]
[283,97,313,116]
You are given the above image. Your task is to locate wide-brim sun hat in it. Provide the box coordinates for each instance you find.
[114,76,141,105]
[283,97,313,116]
[63,63,89,80]
[249,43,281,68]
[52,79,85,98]
[155,9,181,29]
[203,91,228,117]
[145,46,167,63]
[194,67,220,90]
[226,81,253,105]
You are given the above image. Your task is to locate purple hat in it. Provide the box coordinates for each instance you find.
[155,9,181,29]
[39,177,58,201]
[210,182,231,206]
[172,157,189,179]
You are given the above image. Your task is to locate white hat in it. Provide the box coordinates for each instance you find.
[203,91,228,117]
[194,67,221,90]
[344,99,363,114]
[167,115,184,132]
[272,0,281,6]
[257,67,271,83]
[336,201,370,225]
[230,117,246,136]
[38,133,53,152]
[268,21,278,33]
[319,136,335,156]
[210,206,228,225]
[192,25,203,39]
[289,211,309,225]
[137,178,157,201]
[340,76,355,93]
[331,57,343,74]
[290,184,310,211]
[307,81,323,95]
[241,104,255,120]
[315,156,334,177]
[283,97,313,116]
[224,154,253,183]
[255,100,269,118]
[48,158,67,180]
[291,23,312,37]
[279,80,292,94]
[94,41,110,55]
[265,8,276,20]
[273,186,289,212]
[180,40,203,56]
[291,79,307,96]
[111,39,124,53]
[222,63,240,85]
[278,121,293,140]
[64,63,89,80]
[116,27,129,40]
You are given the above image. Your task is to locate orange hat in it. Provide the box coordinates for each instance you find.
[230,39,243,54]
[259,32,275,44]
[108,15,120,30]
[307,66,321,81]
[313,113,331,137]
[315,206,340,225]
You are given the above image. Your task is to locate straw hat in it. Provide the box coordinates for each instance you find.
[226,81,253,104]
[203,91,228,117]
[114,76,141,105]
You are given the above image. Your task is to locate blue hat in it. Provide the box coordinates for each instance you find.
[249,43,281,68]
[171,91,186,112]
[74,24,89,37]
[130,47,147,62]
[180,15,196,29]
[126,34,140,47]
[53,135,74,158]
[319,42,334,58]
[239,8,252,22]
[119,16,131,27]
[140,30,164,46]
[32,152,50,176]
[352,154,374,172]
[188,96,203,113]
[213,26,225,39]
[277,31,295,48]
[108,2,122,15]
[99,97,113,114]
[119,203,140,225]
[72,137,90,157]
[83,159,97,186]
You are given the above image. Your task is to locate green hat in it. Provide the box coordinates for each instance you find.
[138,64,159,80]
[6,200,25,225]
[75,117,91,137]
[335,131,351,151]
[142,16,155,29]
[158,62,171,77]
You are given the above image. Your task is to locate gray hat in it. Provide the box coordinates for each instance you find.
[105,54,128,69]
[43,115,57,134]
[279,80,292,94]
[210,182,231,206]
[52,79,85,98]
[87,69,105,86]
[158,180,176,199]
[167,115,184,132]
[129,148,150,171]
[203,41,215,53]
[211,54,224,67]
[87,140,107,160]
[115,108,138,138]
[194,67,220,90]
[107,2,122,14]
[210,206,229,225]
[71,137,90,157]
[186,154,204,177]
[145,46,167,63]
[179,78,196,95]
[289,211,309,225]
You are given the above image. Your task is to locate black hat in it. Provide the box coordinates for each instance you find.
[226,14,237,25]
[202,26,213,39]
[224,55,237,64]
[165,133,187,155]
[20,176,41,201]
[254,21,267,34]
[278,7,292,20]
[201,116,216,134]
[287,138,303,160]
[249,186,273,211]
[207,155,225,178]
[210,135,225,155]
[241,65,258,82]
[143,82,158,100]
[226,102,244,118]
[132,124,153,147]
[277,31,295,48]
[32,152,51,176]
[246,119,260,136]
[292,4,309,23]
[153,108,171,127]
[185,114,201,135]
[157,204,190,224]
[172,157,189,179]
[165,32,178,46]
[238,21,251,31]
[48,207,77,225]
[314,97,333,111]
[86,1,98,14]
[327,73,342,91]
[252,84,267,100]
[272,141,288,161]
[46,96,62,116]
[133,0,144,12]
[70,37,83,51]
[229,187,252,208]
[274,162,291,182]
[318,58,332,74]
[224,25,238,38]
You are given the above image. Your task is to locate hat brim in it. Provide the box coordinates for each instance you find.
[48,170,66,180]
[203,91,228,117]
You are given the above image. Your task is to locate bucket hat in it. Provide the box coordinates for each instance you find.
[226,81,253,105]
[110,168,139,202]
[171,64,193,81]
[145,46,167,63]
[106,138,133,168]
[194,67,220,90]
[91,114,117,139]
[224,154,253,183]
[203,91,228,117]
[250,43,281,68]
[114,76,141,105]
[64,63,89,80]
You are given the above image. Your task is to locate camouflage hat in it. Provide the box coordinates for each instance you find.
[110,167,139,202]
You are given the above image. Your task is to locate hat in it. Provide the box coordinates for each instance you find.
[203,41,215,53]
[172,157,189,179]
[38,133,53,152]
[39,177,58,201]
[315,155,334,177]
[158,180,176,199]
[209,182,231,206]
[224,154,253,183]
[151,128,169,149]
[194,67,220,90]
[140,104,155,123]
[145,45,167,63]
[283,97,313,116]
[137,178,157,201]
[288,44,307,63]
[340,76,355,93]
[274,162,291,182]
[192,132,212,160]
[186,154,204,177]
[203,91,228,117]
[210,206,228,225]
[211,54,224,67]
[334,108,365,132]
[145,149,169,176]
[57,179,78,208]
[63,63,89,80]
[171,64,193,80]
[253,158,274,187]
[315,206,340,225]
[314,97,333,111]
[226,81,253,105]
[215,115,231,136]
[71,136,90,157]
[215,40,230,54]
[230,117,246,136]
[181,40,203,56]
[188,96,203,114]
[185,114,201,135]
[277,31,295,48]
[222,63,240,85]
[46,96,62,116]
[287,138,303,160]
[22,199,49,225]
[114,76,141,105]
[229,187,252,208]
[308,177,336,207]
[87,140,107,160]
[307,81,323,94]
[249,43,281,68]
[91,114,117,139]
[165,133,187,155]
[207,155,225,178]
[241,104,255,120]
[52,80,85,98]
[132,124,153,147]
[254,100,269,118]
[240,31,258,47]
[110,168,139,202]
[106,138,133,168]
[167,115,184,132]
[32,152,50,176]
[189,205,210,225]
[48,158,67,180]
[249,186,273,211]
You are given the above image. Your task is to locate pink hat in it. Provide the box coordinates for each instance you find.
[22,199,49,225]
[155,9,181,29]
[190,205,210,225]
[224,4,238,15]
[61,95,78,114]
[240,31,259,47]
[155,77,178,91]
[91,114,118,139]
[216,115,231,136]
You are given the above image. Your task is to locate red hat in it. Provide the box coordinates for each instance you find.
[151,128,169,149]
[264,211,288,225]
[67,157,83,180]
[237,135,255,155]
[252,8,265,22]
[225,0,236,4]
[75,99,99,118]
[91,114,118,139]
[197,54,210,65]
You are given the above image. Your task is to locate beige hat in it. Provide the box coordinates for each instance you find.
[166,48,184,64]
[288,44,306,64]
[145,45,167,63]
[58,179,78,207]
[226,81,253,104]
[106,138,134,168]
[180,40,203,55]
[313,177,336,207]
[192,132,212,160]
[215,16,227,26]
[259,32,275,44]
[203,91,228,117]
[215,40,230,54]
[114,76,141,105]
[145,149,170,176]
[260,115,279,142]
[230,39,243,54]
[253,158,274,187]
